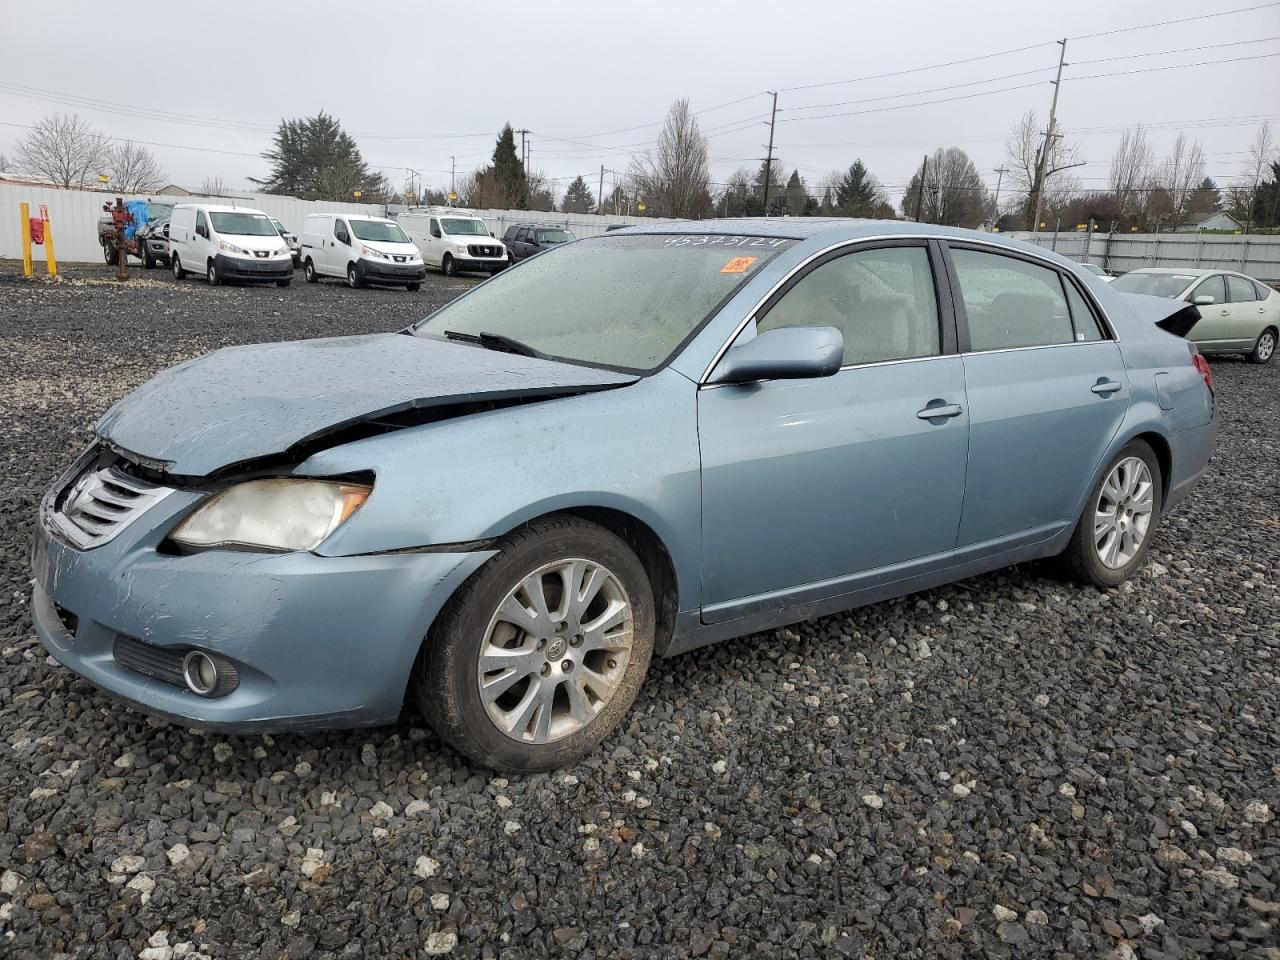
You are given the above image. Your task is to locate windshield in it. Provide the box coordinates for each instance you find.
[1080,263,1106,276]
[1111,272,1198,298]
[209,211,277,237]
[413,234,795,371]
[351,219,410,243]
[536,229,574,244]
[270,218,290,235]
[441,218,490,236]
[146,202,174,223]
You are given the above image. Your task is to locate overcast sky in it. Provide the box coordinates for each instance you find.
[2,0,1277,210]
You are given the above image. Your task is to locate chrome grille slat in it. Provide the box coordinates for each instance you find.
[48,458,175,550]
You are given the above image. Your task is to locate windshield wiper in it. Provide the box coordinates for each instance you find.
[443,330,549,360]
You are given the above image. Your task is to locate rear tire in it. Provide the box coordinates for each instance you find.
[1247,327,1276,364]
[172,254,185,280]
[414,516,655,772]
[303,259,318,283]
[1062,439,1162,587]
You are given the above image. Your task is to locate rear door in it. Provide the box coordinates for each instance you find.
[944,243,1130,552]
[1226,274,1266,346]
[698,240,969,621]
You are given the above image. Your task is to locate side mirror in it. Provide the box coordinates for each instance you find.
[489,230,495,237]
[1193,294,1215,306]
[709,326,844,384]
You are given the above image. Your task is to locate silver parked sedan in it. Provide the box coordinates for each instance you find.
[1111,267,1279,363]
[32,219,1216,771]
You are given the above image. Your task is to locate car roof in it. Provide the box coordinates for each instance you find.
[177,203,267,215]
[1124,267,1213,276]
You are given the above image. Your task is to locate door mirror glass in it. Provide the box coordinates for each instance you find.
[1193,294,1215,306]
[710,327,844,384]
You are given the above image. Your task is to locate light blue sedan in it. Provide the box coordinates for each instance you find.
[32,219,1216,771]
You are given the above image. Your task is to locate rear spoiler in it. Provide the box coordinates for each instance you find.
[1118,292,1200,338]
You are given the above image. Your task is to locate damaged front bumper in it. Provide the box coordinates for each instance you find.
[31,477,492,732]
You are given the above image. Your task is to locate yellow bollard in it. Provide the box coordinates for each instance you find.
[41,206,57,278]
[20,202,32,277]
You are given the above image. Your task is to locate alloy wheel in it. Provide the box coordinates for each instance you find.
[1258,331,1276,362]
[1094,456,1154,569]
[478,558,634,744]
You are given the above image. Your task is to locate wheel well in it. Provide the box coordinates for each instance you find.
[554,507,679,657]
[1133,431,1172,507]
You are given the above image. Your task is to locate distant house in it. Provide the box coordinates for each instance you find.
[155,184,193,197]
[1175,211,1242,233]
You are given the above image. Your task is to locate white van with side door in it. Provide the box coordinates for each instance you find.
[169,203,294,287]
[300,213,426,290]
[399,207,507,277]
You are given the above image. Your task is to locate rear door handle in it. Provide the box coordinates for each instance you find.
[917,402,963,420]
[1091,379,1123,396]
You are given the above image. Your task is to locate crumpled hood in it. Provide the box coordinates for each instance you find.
[96,333,637,477]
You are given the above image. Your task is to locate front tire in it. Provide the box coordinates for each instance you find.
[1247,327,1276,364]
[414,516,655,772]
[406,282,421,292]
[142,245,155,269]
[442,253,458,277]
[276,279,291,288]
[207,260,221,286]
[102,242,115,265]
[1062,440,1162,587]
[347,263,364,289]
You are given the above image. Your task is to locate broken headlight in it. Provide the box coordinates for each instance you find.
[170,479,371,552]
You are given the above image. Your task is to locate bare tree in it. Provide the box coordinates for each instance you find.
[901,147,988,226]
[0,152,9,173]
[628,99,713,218]
[1238,121,1276,231]
[1158,134,1207,228]
[1109,126,1153,219]
[199,176,230,196]
[108,141,166,193]
[1005,110,1081,226]
[15,112,108,188]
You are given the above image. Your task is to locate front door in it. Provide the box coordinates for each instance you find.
[945,244,1131,550]
[698,241,969,622]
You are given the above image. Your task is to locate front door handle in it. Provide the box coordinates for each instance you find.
[1091,379,1123,396]
[917,402,963,420]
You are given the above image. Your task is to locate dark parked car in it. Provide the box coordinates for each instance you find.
[502,223,576,263]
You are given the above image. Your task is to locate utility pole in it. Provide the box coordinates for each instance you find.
[450,156,456,197]
[1031,39,1067,234]
[761,91,778,215]
[913,154,928,223]
[991,166,1008,226]
[516,128,530,169]
[598,164,605,213]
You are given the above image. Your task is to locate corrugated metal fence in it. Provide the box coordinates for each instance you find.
[1005,230,1280,283]
[0,182,680,264]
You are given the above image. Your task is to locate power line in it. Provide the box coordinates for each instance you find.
[1068,52,1280,82]
[1068,1,1280,41]
[1068,34,1280,66]
[777,81,1050,124]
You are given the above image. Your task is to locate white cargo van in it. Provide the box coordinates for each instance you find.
[169,203,294,287]
[300,213,425,290]
[399,207,506,277]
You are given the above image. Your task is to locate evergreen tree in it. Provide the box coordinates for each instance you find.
[835,160,879,216]
[492,123,526,205]
[257,112,389,201]
[561,175,595,213]
[783,170,810,217]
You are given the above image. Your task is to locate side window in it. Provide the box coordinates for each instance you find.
[757,245,940,366]
[1192,274,1225,304]
[1254,280,1272,300]
[1226,275,1257,303]
[429,218,442,239]
[1062,279,1104,342]
[195,210,209,235]
[951,249,1073,351]
[334,219,349,243]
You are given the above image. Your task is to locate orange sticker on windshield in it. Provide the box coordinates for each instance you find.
[721,256,758,274]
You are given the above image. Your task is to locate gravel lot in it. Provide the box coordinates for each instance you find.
[0,261,1276,960]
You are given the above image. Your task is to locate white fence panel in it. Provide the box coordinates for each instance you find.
[1005,230,1280,283]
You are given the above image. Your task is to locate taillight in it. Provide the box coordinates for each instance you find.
[1191,353,1214,396]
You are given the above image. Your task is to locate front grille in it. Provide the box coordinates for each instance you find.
[393,255,406,263]
[54,605,79,636]
[254,250,269,258]
[114,635,185,687]
[467,244,500,258]
[49,461,174,550]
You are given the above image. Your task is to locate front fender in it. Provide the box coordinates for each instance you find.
[298,368,703,611]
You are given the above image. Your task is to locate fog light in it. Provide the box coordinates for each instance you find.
[179,650,239,697]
